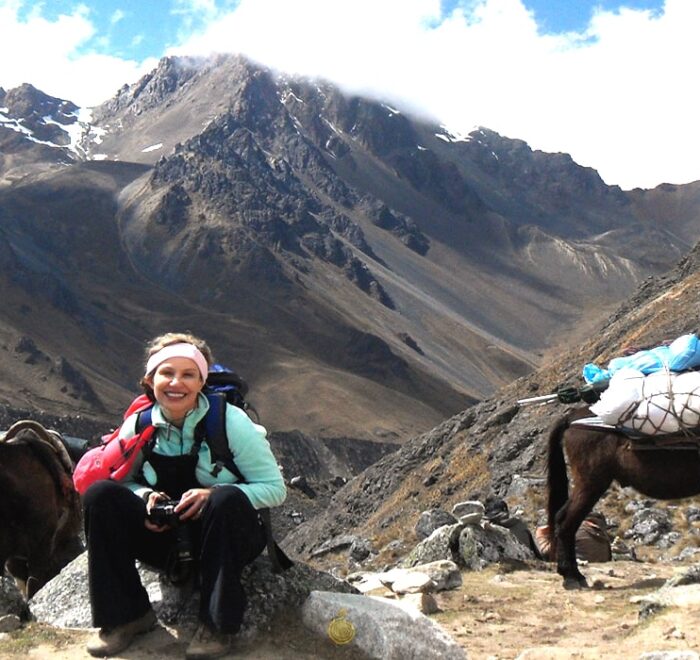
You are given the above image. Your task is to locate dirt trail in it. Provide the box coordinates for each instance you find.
[1,559,698,659]
[435,560,699,659]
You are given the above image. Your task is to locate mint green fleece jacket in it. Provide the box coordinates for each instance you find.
[120,393,286,510]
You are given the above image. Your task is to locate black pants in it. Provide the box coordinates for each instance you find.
[84,481,266,633]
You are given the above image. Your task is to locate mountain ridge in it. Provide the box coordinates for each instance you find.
[1,53,699,443]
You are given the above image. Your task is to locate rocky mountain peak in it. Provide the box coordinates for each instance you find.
[0,82,81,153]
[458,126,626,214]
[95,56,199,118]
[2,83,77,122]
[93,53,261,123]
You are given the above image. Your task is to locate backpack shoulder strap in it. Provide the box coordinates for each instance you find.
[202,393,293,573]
[203,392,245,481]
[133,406,158,466]
[135,407,154,434]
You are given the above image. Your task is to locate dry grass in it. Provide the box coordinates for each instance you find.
[0,622,87,656]
[354,443,491,568]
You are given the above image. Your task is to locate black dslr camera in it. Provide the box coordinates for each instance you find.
[148,499,195,583]
[148,499,182,527]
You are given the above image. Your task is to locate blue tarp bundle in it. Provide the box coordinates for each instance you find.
[583,333,700,384]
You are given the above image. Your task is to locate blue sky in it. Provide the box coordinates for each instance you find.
[12,0,666,62]
[2,0,697,190]
[521,0,662,32]
[13,1,197,61]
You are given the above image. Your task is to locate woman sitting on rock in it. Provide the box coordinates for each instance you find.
[83,332,286,659]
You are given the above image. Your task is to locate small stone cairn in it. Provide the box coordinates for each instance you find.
[343,499,536,617]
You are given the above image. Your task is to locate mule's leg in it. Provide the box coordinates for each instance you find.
[555,484,608,589]
[24,558,54,599]
[554,500,580,587]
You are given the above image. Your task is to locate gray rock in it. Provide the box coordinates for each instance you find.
[402,523,464,567]
[451,501,485,525]
[456,512,483,525]
[685,506,700,523]
[656,531,682,550]
[664,563,700,588]
[350,537,373,562]
[346,573,387,594]
[505,474,542,498]
[625,508,672,546]
[415,509,459,540]
[310,534,362,558]
[676,547,700,562]
[0,577,26,619]
[302,590,466,659]
[625,499,655,514]
[638,563,700,619]
[388,560,462,592]
[0,614,21,633]
[389,572,436,594]
[289,475,316,498]
[29,550,356,637]
[458,523,533,570]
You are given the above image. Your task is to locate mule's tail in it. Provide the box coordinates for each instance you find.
[547,413,570,531]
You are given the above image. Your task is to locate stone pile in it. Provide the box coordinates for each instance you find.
[404,500,535,569]
[346,559,462,614]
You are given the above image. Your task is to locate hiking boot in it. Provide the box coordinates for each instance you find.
[185,623,234,659]
[86,608,157,657]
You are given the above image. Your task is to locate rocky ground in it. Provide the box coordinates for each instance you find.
[1,555,698,659]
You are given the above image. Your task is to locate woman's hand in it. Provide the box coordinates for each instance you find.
[144,491,170,532]
[175,488,212,522]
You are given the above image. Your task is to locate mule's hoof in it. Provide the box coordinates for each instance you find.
[563,575,589,590]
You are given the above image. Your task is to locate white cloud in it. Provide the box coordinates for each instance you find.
[167,0,700,190]
[110,8,126,25]
[1,0,697,189]
[0,1,154,106]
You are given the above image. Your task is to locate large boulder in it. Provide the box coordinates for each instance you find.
[458,523,533,569]
[29,551,356,637]
[302,590,466,659]
[402,523,465,567]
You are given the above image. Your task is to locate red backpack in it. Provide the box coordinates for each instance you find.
[73,395,154,495]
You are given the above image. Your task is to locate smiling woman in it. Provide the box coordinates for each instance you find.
[81,331,287,659]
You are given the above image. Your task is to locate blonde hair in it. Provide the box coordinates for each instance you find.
[140,332,214,399]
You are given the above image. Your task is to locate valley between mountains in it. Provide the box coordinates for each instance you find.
[2,54,700,444]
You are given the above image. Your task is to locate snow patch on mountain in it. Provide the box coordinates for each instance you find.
[436,124,475,143]
[0,98,110,161]
[0,110,62,148]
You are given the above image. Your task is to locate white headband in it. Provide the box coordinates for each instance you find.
[145,343,208,381]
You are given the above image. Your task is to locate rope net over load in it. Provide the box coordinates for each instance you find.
[591,369,700,436]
